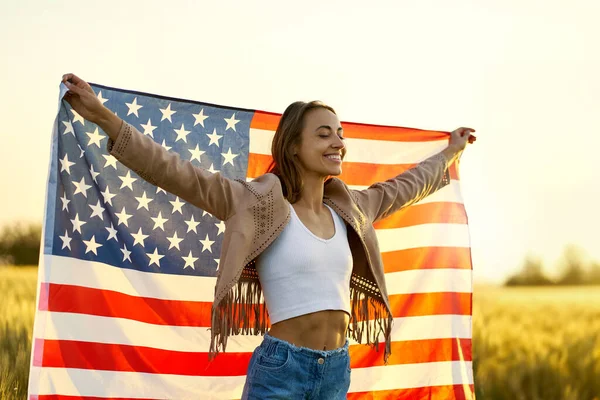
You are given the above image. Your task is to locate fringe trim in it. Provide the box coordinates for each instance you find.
[348,284,394,365]
[208,275,269,361]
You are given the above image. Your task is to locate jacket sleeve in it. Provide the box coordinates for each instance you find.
[106,120,246,221]
[350,152,451,223]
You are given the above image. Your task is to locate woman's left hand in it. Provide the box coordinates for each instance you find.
[448,127,476,152]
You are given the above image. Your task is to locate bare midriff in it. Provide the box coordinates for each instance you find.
[267,309,350,351]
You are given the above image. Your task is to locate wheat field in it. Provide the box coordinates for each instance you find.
[1,266,599,399]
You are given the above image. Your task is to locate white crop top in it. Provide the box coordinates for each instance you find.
[255,202,353,324]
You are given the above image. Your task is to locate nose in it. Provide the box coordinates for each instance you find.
[332,135,345,149]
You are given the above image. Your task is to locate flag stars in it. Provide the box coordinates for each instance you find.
[160,103,176,122]
[135,191,153,211]
[60,154,75,175]
[62,120,75,136]
[199,234,215,253]
[174,124,191,143]
[115,207,133,227]
[101,185,117,206]
[60,193,70,212]
[140,118,157,138]
[120,244,132,262]
[151,211,168,231]
[59,230,72,250]
[86,127,105,147]
[182,250,198,269]
[106,223,118,241]
[147,248,164,267]
[77,144,85,158]
[118,171,137,190]
[72,177,92,198]
[184,215,200,234]
[193,108,209,127]
[207,163,219,174]
[221,148,239,166]
[189,144,205,163]
[70,213,86,234]
[160,139,172,151]
[224,113,240,132]
[70,109,85,125]
[103,154,118,170]
[167,231,184,250]
[206,128,223,147]
[126,97,143,117]
[83,235,103,255]
[88,200,105,220]
[89,164,100,183]
[170,196,185,214]
[96,90,109,105]
[215,221,226,236]
[131,227,149,247]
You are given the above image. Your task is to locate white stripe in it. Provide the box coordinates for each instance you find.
[349,179,464,205]
[386,269,472,294]
[376,223,471,253]
[29,361,472,398]
[36,312,471,353]
[250,128,449,164]
[44,255,469,303]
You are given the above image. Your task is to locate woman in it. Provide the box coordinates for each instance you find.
[61,73,475,399]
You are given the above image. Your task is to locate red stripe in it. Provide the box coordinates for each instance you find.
[33,396,157,400]
[34,337,470,374]
[382,247,473,273]
[247,152,459,183]
[250,111,451,142]
[346,384,475,400]
[44,284,471,327]
[373,202,467,229]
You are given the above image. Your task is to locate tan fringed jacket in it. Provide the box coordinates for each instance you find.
[107,120,451,364]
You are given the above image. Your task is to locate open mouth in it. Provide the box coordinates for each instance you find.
[324,154,342,163]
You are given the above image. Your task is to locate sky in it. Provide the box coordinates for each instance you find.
[0,0,598,283]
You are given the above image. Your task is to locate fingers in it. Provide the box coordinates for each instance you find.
[64,80,85,96]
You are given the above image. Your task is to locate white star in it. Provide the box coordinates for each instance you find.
[106,223,118,241]
[89,200,105,220]
[102,154,118,169]
[83,235,102,255]
[167,231,184,250]
[89,164,100,183]
[135,191,153,211]
[156,186,167,194]
[72,177,92,198]
[120,243,132,262]
[193,108,209,127]
[207,163,219,173]
[131,227,149,247]
[118,171,137,190]
[60,153,75,175]
[224,113,240,132]
[182,250,198,269]
[86,127,105,148]
[199,234,215,253]
[60,193,70,212]
[189,144,205,163]
[221,148,239,166]
[70,109,85,125]
[70,213,86,234]
[101,185,116,206]
[160,103,176,122]
[59,230,72,250]
[173,124,191,143]
[115,207,133,227]
[151,211,168,231]
[170,196,185,214]
[126,97,143,117]
[77,144,85,158]
[160,139,172,151]
[215,221,226,236]
[184,215,200,233]
[214,258,220,270]
[202,209,213,218]
[96,90,108,105]
[62,120,74,136]
[140,118,157,138]
[147,248,164,267]
[206,128,223,147]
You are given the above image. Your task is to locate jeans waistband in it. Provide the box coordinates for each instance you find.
[262,332,349,359]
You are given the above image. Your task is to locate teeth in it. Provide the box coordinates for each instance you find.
[325,155,341,161]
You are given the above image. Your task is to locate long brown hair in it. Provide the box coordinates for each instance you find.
[267,100,345,203]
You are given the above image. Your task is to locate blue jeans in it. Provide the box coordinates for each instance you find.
[241,332,351,399]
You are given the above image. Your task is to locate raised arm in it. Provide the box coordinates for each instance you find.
[61,73,245,221]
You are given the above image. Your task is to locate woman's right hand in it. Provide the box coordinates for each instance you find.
[61,73,107,124]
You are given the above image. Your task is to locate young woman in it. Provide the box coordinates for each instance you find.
[61,73,475,399]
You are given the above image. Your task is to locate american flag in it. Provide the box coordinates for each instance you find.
[29,82,474,399]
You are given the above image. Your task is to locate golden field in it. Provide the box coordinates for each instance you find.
[1,266,599,400]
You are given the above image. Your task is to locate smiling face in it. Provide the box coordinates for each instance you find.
[294,107,346,178]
